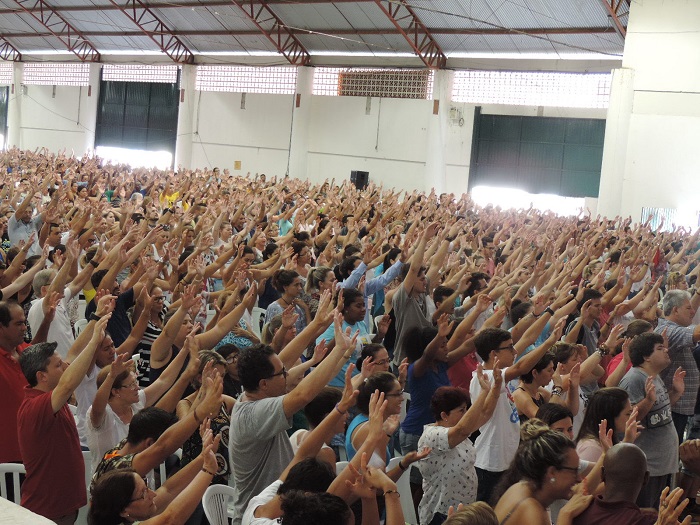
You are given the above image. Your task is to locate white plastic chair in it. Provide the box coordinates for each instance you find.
[74,318,88,336]
[0,463,26,504]
[251,307,265,338]
[202,484,236,525]
[387,456,418,525]
[335,460,349,475]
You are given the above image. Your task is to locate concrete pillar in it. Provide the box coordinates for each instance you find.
[80,63,101,154]
[7,62,22,148]
[424,70,454,194]
[287,66,313,179]
[174,64,196,170]
[599,0,700,222]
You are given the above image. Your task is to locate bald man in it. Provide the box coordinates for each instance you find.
[573,443,656,524]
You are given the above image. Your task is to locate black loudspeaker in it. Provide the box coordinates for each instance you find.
[350,170,369,190]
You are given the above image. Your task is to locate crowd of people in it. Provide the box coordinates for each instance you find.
[2,145,700,525]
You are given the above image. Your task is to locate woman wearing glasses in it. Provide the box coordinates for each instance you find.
[492,419,593,525]
[88,430,219,525]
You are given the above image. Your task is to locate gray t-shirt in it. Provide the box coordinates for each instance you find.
[229,395,293,525]
[392,284,432,367]
[619,367,678,476]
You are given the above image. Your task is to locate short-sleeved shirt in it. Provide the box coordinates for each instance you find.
[18,387,86,520]
[470,367,520,472]
[417,424,477,525]
[27,287,75,359]
[91,439,136,493]
[619,367,678,476]
[401,361,450,435]
[0,343,29,462]
[392,284,432,367]
[571,495,656,525]
[655,318,699,415]
[8,214,42,256]
[228,395,293,525]
[241,479,283,525]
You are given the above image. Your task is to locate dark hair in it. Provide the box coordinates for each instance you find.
[126,407,178,445]
[474,328,511,362]
[338,257,361,280]
[577,287,603,310]
[551,342,578,365]
[520,351,555,384]
[340,288,363,313]
[272,270,300,293]
[431,386,469,420]
[291,241,308,257]
[404,325,438,363]
[576,387,629,444]
[280,491,351,525]
[18,342,58,387]
[629,332,665,367]
[278,458,335,495]
[433,285,454,305]
[510,302,532,325]
[383,248,402,269]
[535,403,573,427]
[304,387,342,428]
[624,319,654,339]
[0,300,21,327]
[88,469,137,525]
[91,268,109,289]
[356,372,398,415]
[356,343,386,371]
[215,343,240,361]
[263,242,279,261]
[237,344,276,392]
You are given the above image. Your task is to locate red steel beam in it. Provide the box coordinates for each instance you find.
[0,37,21,61]
[229,0,311,65]
[0,26,620,39]
[600,0,631,39]
[107,0,194,63]
[13,0,100,61]
[374,0,446,69]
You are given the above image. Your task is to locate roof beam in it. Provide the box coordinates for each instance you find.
[0,26,621,39]
[600,0,631,38]
[373,0,446,69]
[13,0,100,61]
[106,0,194,63]
[0,37,21,61]
[229,0,311,65]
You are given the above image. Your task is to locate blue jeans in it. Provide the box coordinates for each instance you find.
[399,429,422,485]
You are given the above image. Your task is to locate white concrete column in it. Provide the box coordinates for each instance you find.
[7,62,22,148]
[287,66,313,179]
[424,70,454,194]
[80,63,101,154]
[174,64,196,170]
[597,68,634,218]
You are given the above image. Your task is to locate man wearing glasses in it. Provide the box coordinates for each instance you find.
[228,312,356,525]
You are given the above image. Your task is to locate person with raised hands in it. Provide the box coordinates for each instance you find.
[88,425,222,525]
[17,314,111,525]
[228,305,357,525]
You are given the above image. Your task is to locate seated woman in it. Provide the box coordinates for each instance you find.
[264,269,309,335]
[417,367,502,525]
[88,432,219,525]
[492,419,593,525]
[576,387,633,463]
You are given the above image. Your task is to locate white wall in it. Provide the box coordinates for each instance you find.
[598,0,700,220]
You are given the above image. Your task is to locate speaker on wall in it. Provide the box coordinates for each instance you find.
[350,170,369,190]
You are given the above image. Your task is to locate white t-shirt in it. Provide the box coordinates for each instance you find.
[74,364,99,448]
[470,367,520,472]
[241,479,282,525]
[87,389,147,473]
[289,429,332,455]
[27,286,75,359]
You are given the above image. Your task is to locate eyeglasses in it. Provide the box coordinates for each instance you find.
[386,389,404,397]
[557,465,579,473]
[120,381,139,390]
[226,355,238,364]
[129,477,151,502]
[496,344,515,352]
[373,359,390,366]
[267,366,287,379]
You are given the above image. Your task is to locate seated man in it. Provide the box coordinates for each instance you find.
[572,443,655,524]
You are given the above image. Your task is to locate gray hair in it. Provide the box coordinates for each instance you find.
[32,268,56,297]
[18,342,58,387]
[663,289,691,317]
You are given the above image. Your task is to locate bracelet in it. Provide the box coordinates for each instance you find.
[343,353,353,360]
[201,467,216,476]
[334,403,347,415]
[398,460,407,471]
[551,386,563,397]
[383,489,400,497]
[89,259,99,268]
[193,408,203,424]
[89,313,101,322]
[544,307,555,316]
